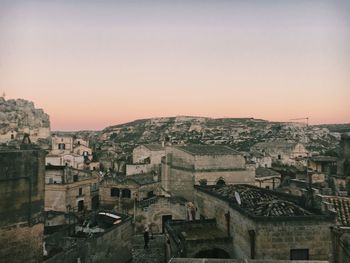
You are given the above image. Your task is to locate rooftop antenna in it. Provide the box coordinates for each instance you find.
[234,191,241,205]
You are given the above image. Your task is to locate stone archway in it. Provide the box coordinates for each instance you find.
[194,248,231,259]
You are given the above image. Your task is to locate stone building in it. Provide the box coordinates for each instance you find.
[134,196,187,234]
[51,136,74,154]
[251,139,308,166]
[126,144,165,175]
[0,144,46,262]
[46,153,85,169]
[255,167,281,190]
[162,145,255,201]
[99,173,161,211]
[337,133,350,177]
[194,184,334,261]
[45,165,99,212]
[133,144,165,164]
[46,135,94,169]
[44,212,133,263]
[165,219,233,261]
[249,151,272,168]
[317,195,350,263]
[309,156,337,175]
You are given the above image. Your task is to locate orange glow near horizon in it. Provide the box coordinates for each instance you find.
[1,1,349,130]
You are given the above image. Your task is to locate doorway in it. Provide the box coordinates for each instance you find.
[162,215,172,233]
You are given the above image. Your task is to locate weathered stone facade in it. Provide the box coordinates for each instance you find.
[194,185,334,261]
[45,216,133,263]
[0,145,46,262]
[337,133,350,177]
[132,144,165,165]
[45,166,99,212]
[165,219,234,261]
[162,145,255,201]
[99,174,160,212]
[135,196,187,233]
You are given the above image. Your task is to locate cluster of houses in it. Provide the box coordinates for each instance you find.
[1,131,350,262]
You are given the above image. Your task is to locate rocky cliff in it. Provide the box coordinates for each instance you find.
[0,97,50,144]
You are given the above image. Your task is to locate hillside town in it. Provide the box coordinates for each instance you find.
[0,98,350,263]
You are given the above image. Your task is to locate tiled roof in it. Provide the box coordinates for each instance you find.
[143,144,164,151]
[175,145,240,156]
[210,185,312,217]
[323,196,350,226]
[255,167,281,178]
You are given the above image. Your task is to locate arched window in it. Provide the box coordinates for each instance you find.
[216,178,226,186]
[111,188,120,197]
[122,189,131,198]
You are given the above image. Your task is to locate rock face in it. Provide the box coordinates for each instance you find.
[0,97,50,144]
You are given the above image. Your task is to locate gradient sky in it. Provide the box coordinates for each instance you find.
[1,0,349,130]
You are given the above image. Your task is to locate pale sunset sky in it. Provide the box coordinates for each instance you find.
[1,0,349,130]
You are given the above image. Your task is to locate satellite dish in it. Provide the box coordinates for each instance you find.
[235,191,241,205]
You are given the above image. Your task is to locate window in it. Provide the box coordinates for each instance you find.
[265,186,270,190]
[216,178,226,186]
[122,189,131,198]
[10,134,14,140]
[290,249,309,260]
[278,154,281,160]
[111,188,120,197]
[147,191,154,199]
[79,188,83,196]
[58,143,66,150]
[73,174,78,182]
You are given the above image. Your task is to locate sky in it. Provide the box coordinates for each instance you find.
[0,0,349,130]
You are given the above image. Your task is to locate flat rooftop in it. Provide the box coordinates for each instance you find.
[175,145,240,156]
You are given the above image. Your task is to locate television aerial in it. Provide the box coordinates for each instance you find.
[234,191,241,205]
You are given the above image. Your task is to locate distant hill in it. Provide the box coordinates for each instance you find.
[96,116,340,154]
[315,123,350,133]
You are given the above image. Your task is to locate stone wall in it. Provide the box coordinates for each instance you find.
[45,178,98,212]
[126,163,157,175]
[194,188,334,261]
[133,145,165,164]
[45,217,133,263]
[162,147,255,201]
[194,154,245,170]
[255,220,332,260]
[0,147,46,262]
[135,196,187,233]
[1,223,44,263]
[337,134,350,177]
